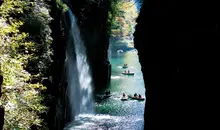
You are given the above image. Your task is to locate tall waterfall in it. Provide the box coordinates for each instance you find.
[64,8,94,122]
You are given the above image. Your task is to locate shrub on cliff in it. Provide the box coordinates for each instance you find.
[108,0,139,49]
[108,0,138,39]
[0,0,52,129]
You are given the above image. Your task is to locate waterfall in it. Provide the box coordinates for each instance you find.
[64,8,94,122]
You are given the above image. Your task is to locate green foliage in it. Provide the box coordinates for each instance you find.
[20,0,53,76]
[56,0,68,12]
[0,0,53,129]
[108,0,122,30]
[0,56,47,129]
[108,0,138,41]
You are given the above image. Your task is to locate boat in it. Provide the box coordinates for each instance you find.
[122,65,128,69]
[103,94,112,98]
[122,72,135,75]
[128,95,145,101]
[121,96,128,101]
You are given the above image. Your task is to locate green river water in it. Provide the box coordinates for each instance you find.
[65,50,145,130]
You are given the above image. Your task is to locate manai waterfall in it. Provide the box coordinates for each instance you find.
[64,8,94,123]
[63,0,145,129]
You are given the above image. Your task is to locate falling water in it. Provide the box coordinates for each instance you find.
[62,1,145,129]
[64,8,94,122]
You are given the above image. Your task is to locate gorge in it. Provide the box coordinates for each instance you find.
[1,0,218,129]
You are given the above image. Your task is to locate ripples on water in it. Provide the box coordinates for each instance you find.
[117,66,134,69]
[65,50,145,129]
[65,92,145,130]
[64,114,144,130]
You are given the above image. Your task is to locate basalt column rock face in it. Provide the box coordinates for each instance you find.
[134,0,219,129]
[79,2,111,88]
[51,0,112,129]
[69,0,112,88]
[49,0,69,129]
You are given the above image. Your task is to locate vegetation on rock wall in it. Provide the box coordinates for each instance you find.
[108,0,139,49]
[0,0,53,129]
[111,1,137,34]
[56,0,68,12]
[108,0,121,34]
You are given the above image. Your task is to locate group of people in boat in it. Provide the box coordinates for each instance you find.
[103,63,142,100]
[105,90,143,100]
[123,64,132,74]
[124,70,130,74]
[122,92,142,98]
[133,93,142,98]
[123,64,128,67]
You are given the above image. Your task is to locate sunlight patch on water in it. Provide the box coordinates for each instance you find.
[111,75,121,79]
[117,66,123,68]
[64,114,144,130]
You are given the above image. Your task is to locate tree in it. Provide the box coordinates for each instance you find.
[0,0,53,129]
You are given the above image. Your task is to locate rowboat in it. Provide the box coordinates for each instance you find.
[128,95,145,101]
[122,66,128,69]
[121,96,128,101]
[122,72,135,75]
[103,94,111,98]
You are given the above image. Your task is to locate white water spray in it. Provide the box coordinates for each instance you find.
[65,8,94,122]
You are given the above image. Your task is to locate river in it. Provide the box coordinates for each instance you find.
[64,0,145,128]
[65,50,145,130]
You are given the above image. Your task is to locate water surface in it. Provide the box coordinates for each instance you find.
[65,50,145,130]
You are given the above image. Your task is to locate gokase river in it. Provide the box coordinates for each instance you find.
[65,49,145,130]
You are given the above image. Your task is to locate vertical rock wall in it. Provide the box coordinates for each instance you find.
[69,0,112,88]
[134,0,219,129]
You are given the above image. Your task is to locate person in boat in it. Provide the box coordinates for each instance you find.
[105,90,109,95]
[124,70,127,74]
[128,70,130,74]
[138,94,142,99]
[134,93,137,97]
[122,93,126,97]
[123,64,128,67]
[105,90,110,95]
